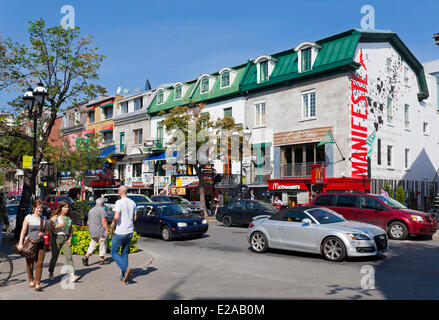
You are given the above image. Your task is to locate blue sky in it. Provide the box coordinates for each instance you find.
[0,0,438,110]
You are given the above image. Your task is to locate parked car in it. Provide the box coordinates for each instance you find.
[43,195,74,211]
[102,193,152,212]
[134,202,208,241]
[248,206,388,262]
[311,193,437,240]
[6,194,21,204]
[216,200,278,227]
[150,195,203,216]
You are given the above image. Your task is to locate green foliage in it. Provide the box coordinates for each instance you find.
[72,200,92,222]
[395,186,405,205]
[68,226,139,255]
[383,183,394,198]
[224,192,230,205]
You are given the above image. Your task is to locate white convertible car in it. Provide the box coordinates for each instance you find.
[247,206,388,262]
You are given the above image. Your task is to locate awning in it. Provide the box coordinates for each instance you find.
[98,144,116,159]
[144,151,177,161]
[100,124,114,133]
[86,106,96,112]
[84,128,95,136]
[100,101,114,108]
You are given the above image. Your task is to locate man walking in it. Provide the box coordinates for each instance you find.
[111,186,136,283]
[82,198,109,266]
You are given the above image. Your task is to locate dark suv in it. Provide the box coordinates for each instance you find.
[311,193,437,240]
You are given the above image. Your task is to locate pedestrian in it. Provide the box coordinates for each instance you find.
[214,191,224,217]
[250,189,255,200]
[48,200,80,283]
[111,186,136,283]
[16,200,49,291]
[0,196,8,248]
[273,196,282,211]
[82,198,109,266]
[380,188,389,197]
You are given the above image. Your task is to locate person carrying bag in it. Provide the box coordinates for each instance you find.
[15,200,49,291]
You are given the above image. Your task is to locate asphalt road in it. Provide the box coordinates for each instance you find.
[0,221,438,300]
[136,221,439,300]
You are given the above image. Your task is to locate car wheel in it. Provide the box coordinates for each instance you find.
[250,231,268,253]
[322,237,347,262]
[388,221,409,240]
[161,226,173,241]
[222,215,232,227]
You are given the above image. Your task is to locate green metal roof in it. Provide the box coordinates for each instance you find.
[148,81,196,114]
[239,29,429,100]
[240,31,361,91]
[147,29,429,116]
[190,65,246,103]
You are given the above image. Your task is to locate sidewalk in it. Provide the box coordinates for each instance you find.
[0,233,154,299]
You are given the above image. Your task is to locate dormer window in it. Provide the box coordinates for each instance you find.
[295,42,321,73]
[301,47,312,72]
[201,77,209,93]
[260,60,268,82]
[254,55,277,84]
[175,85,182,99]
[221,71,230,88]
[157,90,164,104]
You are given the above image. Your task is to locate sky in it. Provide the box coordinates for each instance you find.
[0,0,438,111]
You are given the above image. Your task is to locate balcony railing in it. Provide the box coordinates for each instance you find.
[215,174,241,187]
[247,168,270,185]
[143,139,165,151]
[280,162,323,178]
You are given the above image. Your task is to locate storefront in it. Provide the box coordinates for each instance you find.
[268,165,371,206]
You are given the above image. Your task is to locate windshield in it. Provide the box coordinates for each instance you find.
[57,197,73,204]
[306,208,346,224]
[255,200,278,212]
[128,195,152,204]
[170,197,192,205]
[154,203,187,217]
[375,195,407,209]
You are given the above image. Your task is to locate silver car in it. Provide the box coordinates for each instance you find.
[247,206,388,262]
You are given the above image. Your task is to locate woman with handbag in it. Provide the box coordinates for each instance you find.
[16,200,48,291]
[48,201,80,283]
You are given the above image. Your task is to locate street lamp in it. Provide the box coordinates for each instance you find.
[23,82,48,199]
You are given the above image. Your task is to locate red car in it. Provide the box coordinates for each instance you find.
[311,193,437,240]
[43,195,74,211]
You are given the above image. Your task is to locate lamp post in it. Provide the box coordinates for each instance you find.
[23,82,48,199]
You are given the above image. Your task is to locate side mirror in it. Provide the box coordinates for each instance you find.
[302,218,312,226]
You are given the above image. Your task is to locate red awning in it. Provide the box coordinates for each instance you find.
[86,106,96,112]
[100,124,114,132]
[100,100,114,108]
[83,128,95,136]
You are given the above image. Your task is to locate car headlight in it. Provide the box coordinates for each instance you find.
[202,219,207,224]
[346,233,370,240]
[411,215,424,222]
[177,222,187,227]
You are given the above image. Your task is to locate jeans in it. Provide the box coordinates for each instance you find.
[111,233,132,278]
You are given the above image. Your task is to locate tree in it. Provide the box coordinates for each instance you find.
[161,104,242,218]
[395,185,405,205]
[383,183,394,198]
[0,19,106,238]
[46,133,109,202]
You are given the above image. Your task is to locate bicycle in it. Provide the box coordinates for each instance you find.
[0,252,13,286]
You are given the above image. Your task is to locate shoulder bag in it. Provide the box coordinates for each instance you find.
[13,217,43,260]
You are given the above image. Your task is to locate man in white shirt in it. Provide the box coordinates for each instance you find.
[111,186,137,283]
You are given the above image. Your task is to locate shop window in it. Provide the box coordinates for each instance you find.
[133,163,142,178]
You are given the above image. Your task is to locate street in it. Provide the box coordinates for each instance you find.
[1,220,439,300]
